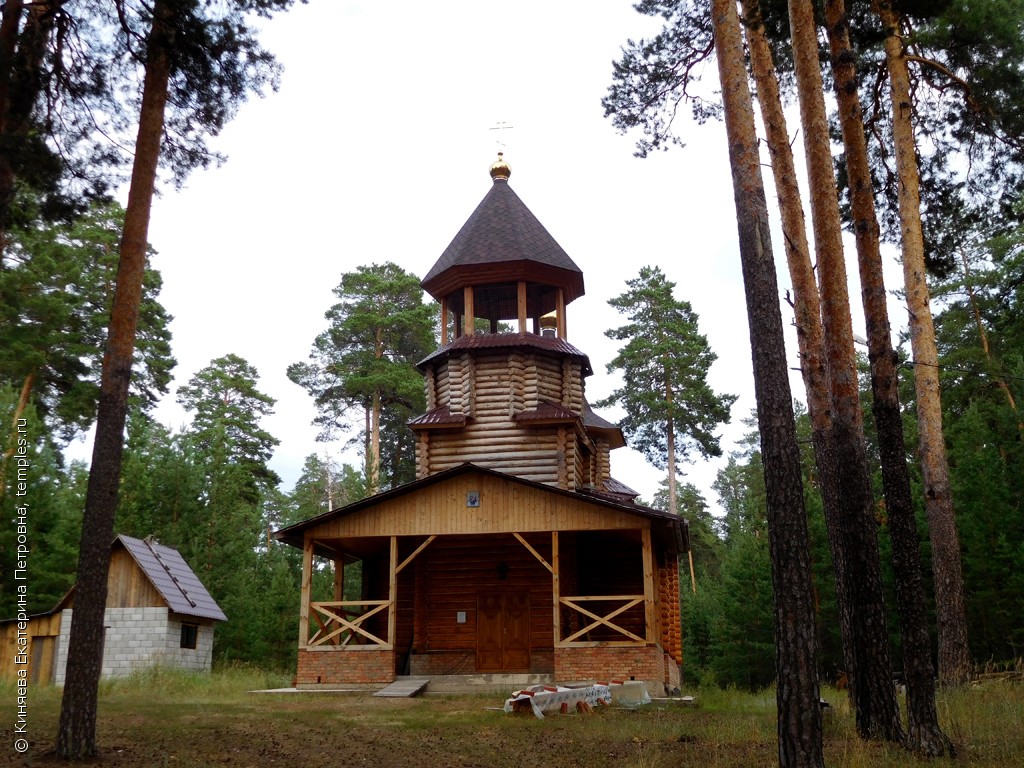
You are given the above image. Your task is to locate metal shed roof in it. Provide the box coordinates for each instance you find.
[117,535,227,622]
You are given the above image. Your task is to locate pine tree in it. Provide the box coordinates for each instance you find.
[710,0,823,761]
[175,355,280,662]
[57,3,297,755]
[0,199,173,439]
[598,265,734,515]
[786,0,904,743]
[873,0,973,688]
[288,263,435,494]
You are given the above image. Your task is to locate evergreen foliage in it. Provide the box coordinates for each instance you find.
[288,262,435,491]
[598,265,735,513]
[0,199,174,438]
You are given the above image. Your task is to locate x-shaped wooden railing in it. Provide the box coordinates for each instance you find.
[558,595,646,645]
[308,600,391,649]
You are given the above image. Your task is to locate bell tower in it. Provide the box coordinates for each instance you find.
[411,155,634,500]
[421,153,584,343]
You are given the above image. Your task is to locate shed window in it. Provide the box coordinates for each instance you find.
[180,623,199,649]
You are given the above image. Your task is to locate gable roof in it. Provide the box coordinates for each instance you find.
[421,178,585,303]
[114,535,227,621]
[273,463,686,555]
[50,536,226,622]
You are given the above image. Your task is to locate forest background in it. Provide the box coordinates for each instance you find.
[1,0,1023,691]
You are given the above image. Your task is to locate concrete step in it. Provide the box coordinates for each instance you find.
[421,673,552,695]
[374,677,430,697]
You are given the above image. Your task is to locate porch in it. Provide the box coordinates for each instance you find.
[294,528,678,691]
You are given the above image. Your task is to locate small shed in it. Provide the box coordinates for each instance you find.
[0,535,226,684]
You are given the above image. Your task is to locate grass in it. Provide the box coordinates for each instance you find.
[3,669,1022,766]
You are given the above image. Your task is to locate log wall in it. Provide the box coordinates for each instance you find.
[416,347,590,489]
[572,533,646,642]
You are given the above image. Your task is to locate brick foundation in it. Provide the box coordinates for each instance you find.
[554,645,676,694]
[409,651,474,676]
[664,651,681,692]
[409,649,555,676]
[296,648,395,686]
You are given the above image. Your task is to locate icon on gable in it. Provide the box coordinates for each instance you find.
[466,491,480,508]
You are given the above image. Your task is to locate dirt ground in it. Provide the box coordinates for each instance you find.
[6,692,776,768]
[6,679,1020,767]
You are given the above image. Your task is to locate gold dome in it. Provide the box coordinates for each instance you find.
[489,151,511,181]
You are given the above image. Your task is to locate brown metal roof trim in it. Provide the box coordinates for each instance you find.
[408,405,467,430]
[422,178,584,302]
[514,400,578,425]
[603,477,641,499]
[119,535,228,622]
[417,331,593,376]
[581,399,627,449]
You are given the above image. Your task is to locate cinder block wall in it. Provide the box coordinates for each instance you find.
[160,618,214,672]
[54,608,214,683]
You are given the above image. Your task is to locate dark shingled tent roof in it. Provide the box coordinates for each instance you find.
[422,175,585,303]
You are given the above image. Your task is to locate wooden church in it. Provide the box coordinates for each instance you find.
[275,155,688,693]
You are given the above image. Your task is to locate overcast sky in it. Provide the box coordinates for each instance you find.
[73,1,908,512]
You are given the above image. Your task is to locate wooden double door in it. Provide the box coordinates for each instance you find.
[476,592,531,672]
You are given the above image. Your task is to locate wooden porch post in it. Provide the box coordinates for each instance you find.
[641,527,655,643]
[556,288,566,339]
[517,281,528,333]
[463,286,475,336]
[388,535,398,648]
[299,533,313,648]
[551,531,560,646]
[333,556,345,601]
[440,299,449,346]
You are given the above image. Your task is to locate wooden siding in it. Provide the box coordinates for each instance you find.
[435,360,450,405]
[508,351,526,414]
[473,352,513,417]
[307,470,650,540]
[596,438,611,489]
[61,547,166,610]
[534,354,563,404]
[448,354,474,416]
[561,359,582,412]
[416,432,430,479]
[424,364,437,410]
[0,612,61,683]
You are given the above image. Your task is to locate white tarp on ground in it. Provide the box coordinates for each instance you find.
[503,684,615,719]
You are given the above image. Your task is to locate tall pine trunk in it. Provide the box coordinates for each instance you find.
[54,1,173,757]
[788,0,902,742]
[874,0,972,688]
[825,1,953,754]
[740,0,853,689]
[710,0,822,763]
